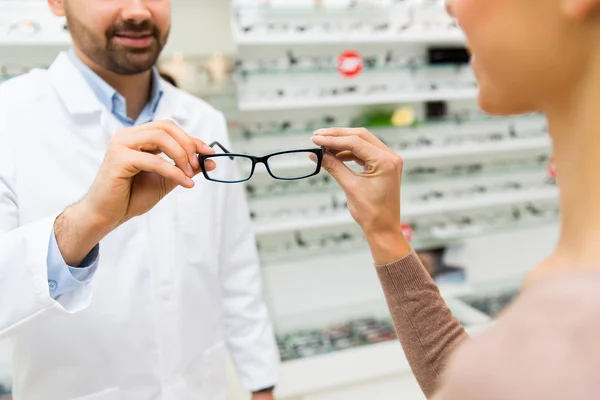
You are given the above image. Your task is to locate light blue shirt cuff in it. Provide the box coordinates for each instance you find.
[47,230,99,299]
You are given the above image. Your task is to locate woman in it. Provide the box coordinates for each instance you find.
[311,0,600,398]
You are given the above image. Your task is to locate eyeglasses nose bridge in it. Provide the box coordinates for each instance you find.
[252,155,270,170]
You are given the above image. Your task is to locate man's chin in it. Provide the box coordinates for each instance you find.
[107,50,160,74]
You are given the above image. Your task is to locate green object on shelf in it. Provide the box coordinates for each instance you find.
[351,110,395,128]
[351,107,416,128]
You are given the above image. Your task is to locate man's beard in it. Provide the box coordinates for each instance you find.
[66,16,169,75]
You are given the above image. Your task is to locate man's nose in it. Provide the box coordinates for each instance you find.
[121,0,152,23]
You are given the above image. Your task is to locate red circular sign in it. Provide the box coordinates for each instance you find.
[338,50,363,78]
[401,224,414,244]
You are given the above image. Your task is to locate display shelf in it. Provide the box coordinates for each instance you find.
[235,31,466,46]
[0,37,70,47]
[401,135,550,162]
[275,324,487,398]
[273,274,520,398]
[232,1,434,12]
[247,135,550,178]
[238,87,478,111]
[237,62,469,77]
[258,218,560,265]
[252,186,558,236]
[247,161,550,201]
[232,112,545,139]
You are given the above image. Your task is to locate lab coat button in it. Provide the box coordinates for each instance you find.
[48,280,58,292]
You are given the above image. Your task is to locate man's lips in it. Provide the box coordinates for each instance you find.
[113,31,155,47]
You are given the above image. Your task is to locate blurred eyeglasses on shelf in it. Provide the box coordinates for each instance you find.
[3,19,41,36]
[236,50,434,77]
[199,141,325,183]
[244,154,552,200]
[412,178,555,203]
[256,202,560,263]
[249,176,555,222]
[230,111,544,141]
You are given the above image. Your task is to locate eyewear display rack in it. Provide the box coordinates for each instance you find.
[0,0,69,47]
[229,1,559,399]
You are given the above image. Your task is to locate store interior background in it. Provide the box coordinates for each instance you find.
[0,0,560,399]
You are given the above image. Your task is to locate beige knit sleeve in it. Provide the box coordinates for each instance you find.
[376,250,469,398]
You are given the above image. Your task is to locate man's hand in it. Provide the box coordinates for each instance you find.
[312,128,411,264]
[252,391,274,400]
[55,120,215,265]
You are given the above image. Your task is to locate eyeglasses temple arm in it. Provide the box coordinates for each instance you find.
[208,141,235,161]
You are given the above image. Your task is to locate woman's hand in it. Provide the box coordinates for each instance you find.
[311,127,411,264]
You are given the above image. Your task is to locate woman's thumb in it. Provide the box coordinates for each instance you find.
[314,152,354,186]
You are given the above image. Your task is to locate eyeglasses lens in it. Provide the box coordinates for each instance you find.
[267,151,319,179]
[204,155,254,183]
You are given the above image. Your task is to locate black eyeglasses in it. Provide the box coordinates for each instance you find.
[199,141,325,183]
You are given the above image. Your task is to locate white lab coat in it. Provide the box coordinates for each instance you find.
[0,52,279,400]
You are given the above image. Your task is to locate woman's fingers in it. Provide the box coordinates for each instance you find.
[318,152,356,189]
[335,150,366,166]
[314,127,394,155]
[312,134,386,164]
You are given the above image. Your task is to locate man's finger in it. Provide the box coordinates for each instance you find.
[158,120,202,169]
[314,127,393,154]
[136,120,201,170]
[192,137,215,156]
[124,129,193,178]
[129,150,195,189]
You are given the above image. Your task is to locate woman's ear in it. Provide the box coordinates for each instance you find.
[47,0,66,17]
[563,0,600,20]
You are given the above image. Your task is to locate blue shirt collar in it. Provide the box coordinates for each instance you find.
[67,48,163,126]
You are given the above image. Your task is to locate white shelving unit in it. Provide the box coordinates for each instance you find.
[234,31,466,46]
[249,135,550,175]
[238,87,478,111]
[228,2,558,400]
[276,322,488,399]
[0,1,70,47]
[253,186,558,235]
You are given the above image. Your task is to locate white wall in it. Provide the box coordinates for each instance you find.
[0,0,235,64]
[164,0,235,56]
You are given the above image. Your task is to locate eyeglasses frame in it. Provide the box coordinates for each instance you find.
[199,141,325,183]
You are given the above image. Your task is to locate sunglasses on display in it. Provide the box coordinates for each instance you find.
[199,141,325,183]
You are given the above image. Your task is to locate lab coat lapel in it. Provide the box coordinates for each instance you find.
[153,84,192,128]
[48,51,103,117]
[48,51,121,146]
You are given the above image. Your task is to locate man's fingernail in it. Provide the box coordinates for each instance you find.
[190,154,200,169]
[314,129,328,135]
